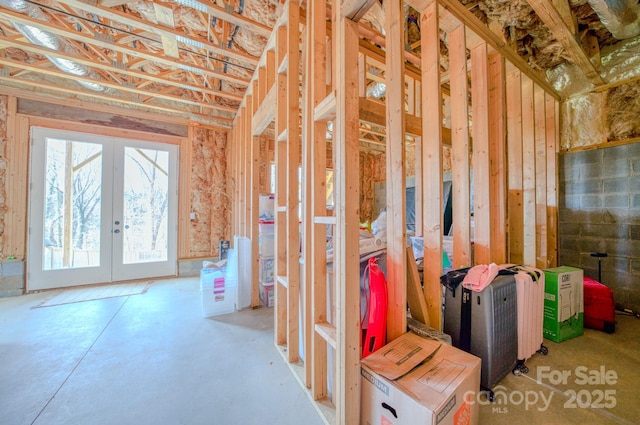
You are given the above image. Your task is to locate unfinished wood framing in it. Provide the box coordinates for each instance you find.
[226,1,562,423]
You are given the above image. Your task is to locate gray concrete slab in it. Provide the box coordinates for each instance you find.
[0,278,325,425]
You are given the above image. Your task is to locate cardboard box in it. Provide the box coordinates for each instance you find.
[361,332,481,425]
[543,266,584,342]
[260,282,274,308]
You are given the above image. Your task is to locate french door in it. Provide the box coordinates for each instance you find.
[28,127,178,291]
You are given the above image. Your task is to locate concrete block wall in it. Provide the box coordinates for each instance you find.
[0,260,25,297]
[558,142,640,313]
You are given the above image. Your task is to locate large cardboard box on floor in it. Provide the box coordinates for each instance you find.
[542,266,584,342]
[361,332,481,425]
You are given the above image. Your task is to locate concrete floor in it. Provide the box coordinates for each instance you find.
[1,277,639,425]
[478,314,640,425]
[0,277,325,425]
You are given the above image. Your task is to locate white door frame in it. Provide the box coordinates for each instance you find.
[27,127,178,290]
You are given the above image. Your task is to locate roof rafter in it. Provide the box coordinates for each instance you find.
[525,0,605,86]
[58,0,260,67]
[0,8,250,89]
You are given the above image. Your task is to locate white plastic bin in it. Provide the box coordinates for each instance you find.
[200,268,236,317]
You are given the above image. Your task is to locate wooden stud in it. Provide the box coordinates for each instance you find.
[275,23,288,348]
[178,129,193,259]
[285,1,301,364]
[471,42,491,265]
[3,97,28,259]
[488,52,507,264]
[521,76,537,267]
[333,13,360,425]
[534,85,548,269]
[546,94,559,268]
[250,119,261,307]
[506,68,524,264]
[414,136,423,239]
[384,0,407,342]
[421,1,443,330]
[448,24,472,268]
[309,0,330,402]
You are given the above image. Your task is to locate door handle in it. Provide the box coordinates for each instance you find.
[114,220,120,225]
[114,229,120,234]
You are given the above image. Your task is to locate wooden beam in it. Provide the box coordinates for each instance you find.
[342,0,378,22]
[3,97,28,260]
[334,13,361,425]
[178,130,193,259]
[252,84,277,136]
[308,0,329,401]
[285,2,301,365]
[471,42,491,265]
[526,0,605,85]
[61,0,259,67]
[534,85,548,269]
[177,0,273,38]
[0,74,232,123]
[384,0,407,342]
[0,29,247,94]
[546,93,559,268]
[521,76,537,267]
[421,1,443,330]
[488,52,507,264]
[448,24,472,268]
[406,246,430,326]
[358,97,454,142]
[506,68,524,264]
[0,57,236,114]
[406,0,561,100]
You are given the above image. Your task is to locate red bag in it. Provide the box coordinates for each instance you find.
[583,277,615,333]
[361,257,388,358]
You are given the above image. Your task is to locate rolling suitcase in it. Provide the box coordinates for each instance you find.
[583,277,616,333]
[444,274,518,398]
[503,265,549,374]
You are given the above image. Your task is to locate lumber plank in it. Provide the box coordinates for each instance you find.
[546,94,559,268]
[406,247,430,327]
[534,85,548,269]
[420,2,444,330]
[448,24,472,268]
[521,76,537,267]
[384,0,407,342]
[333,14,361,425]
[471,42,491,265]
[506,68,524,264]
[488,52,507,264]
[286,2,301,364]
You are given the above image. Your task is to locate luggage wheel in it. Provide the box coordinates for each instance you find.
[480,387,495,403]
[512,361,529,375]
[537,344,549,355]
